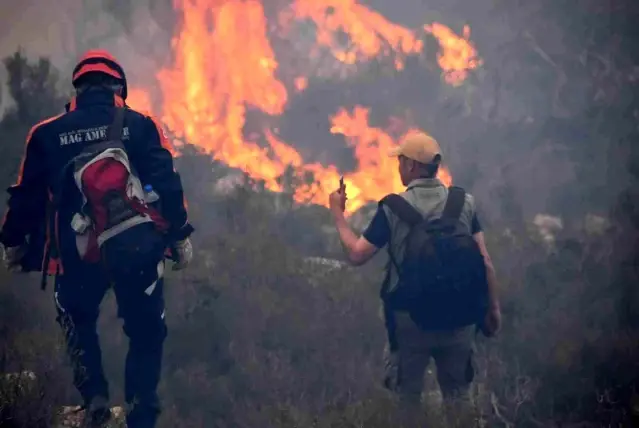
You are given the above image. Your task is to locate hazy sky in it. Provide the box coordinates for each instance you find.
[0,2,166,114]
[1,2,75,113]
[1,2,73,63]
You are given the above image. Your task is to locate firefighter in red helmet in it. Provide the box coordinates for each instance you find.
[72,49,130,98]
[0,49,194,428]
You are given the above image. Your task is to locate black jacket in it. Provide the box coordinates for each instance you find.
[0,88,193,270]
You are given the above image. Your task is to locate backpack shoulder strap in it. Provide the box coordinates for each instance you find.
[80,108,127,156]
[54,108,128,206]
[379,194,422,301]
[107,107,126,141]
[379,194,423,227]
[441,186,466,221]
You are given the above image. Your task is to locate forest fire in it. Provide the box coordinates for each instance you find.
[424,23,483,86]
[127,0,479,214]
[279,0,423,70]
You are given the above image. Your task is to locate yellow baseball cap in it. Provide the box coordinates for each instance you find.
[388,132,442,164]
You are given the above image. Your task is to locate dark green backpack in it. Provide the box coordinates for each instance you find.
[380,186,489,331]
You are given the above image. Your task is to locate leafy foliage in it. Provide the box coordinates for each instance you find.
[0,51,66,197]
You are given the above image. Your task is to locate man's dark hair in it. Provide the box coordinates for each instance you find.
[416,154,441,178]
[73,72,123,94]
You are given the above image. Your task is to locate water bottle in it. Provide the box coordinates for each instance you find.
[143,184,160,207]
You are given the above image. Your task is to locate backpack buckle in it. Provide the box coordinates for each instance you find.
[71,213,92,234]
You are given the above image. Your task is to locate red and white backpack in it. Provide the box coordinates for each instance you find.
[66,108,168,264]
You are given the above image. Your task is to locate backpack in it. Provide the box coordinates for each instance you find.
[52,107,169,277]
[379,186,489,331]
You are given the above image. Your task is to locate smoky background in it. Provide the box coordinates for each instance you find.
[0,1,637,427]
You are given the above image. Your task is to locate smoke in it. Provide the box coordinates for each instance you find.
[0,1,176,102]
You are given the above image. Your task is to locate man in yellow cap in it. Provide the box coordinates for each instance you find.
[329,132,501,426]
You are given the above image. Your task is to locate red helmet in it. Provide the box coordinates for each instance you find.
[72,49,128,99]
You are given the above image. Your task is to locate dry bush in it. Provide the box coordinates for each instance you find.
[2,168,638,427]
[1,170,638,427]
[0,271,72,427]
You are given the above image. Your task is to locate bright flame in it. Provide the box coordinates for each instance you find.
[294,76,308,92]
[328,107,452,212]
[157,0,289,189]
[264,107,452,213]
[280,0,423,70]
[126,88,153,116]
[132,0,470,214]
[424,23,482,86]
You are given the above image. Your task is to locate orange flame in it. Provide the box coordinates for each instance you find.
[127,0,468,214]
[263,107,452,213]
[327,107,452,212]
[126,88,153,116]
[294,76,308,92]
[280,0,423,70]
[157,0,288,188]
[424,23,482,86]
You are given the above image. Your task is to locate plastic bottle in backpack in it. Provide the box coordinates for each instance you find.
[143,184,160,208]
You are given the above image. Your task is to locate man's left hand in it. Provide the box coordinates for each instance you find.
[171,237,193,271]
